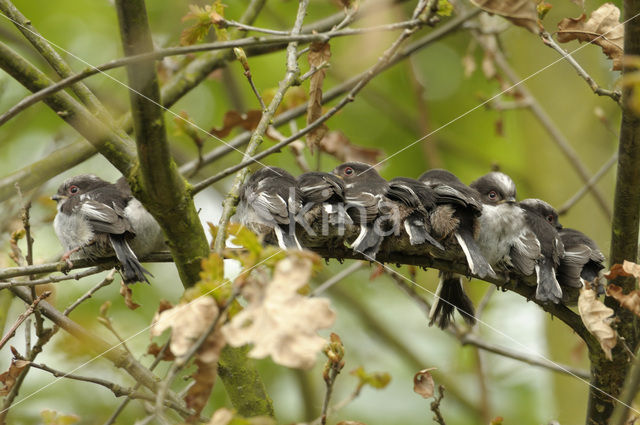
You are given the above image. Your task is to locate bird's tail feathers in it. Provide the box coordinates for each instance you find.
[429,273,476,329]
[455,229,495,279]
[404,219,444,250]
[535,261,563,304]
[109,235,152,284]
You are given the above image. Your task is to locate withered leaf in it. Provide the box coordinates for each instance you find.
[210,110,262,138]
[222,253,335,369]
[147,342,175,362]
[470,0,540,34]
[604,260,640,280]
[306,42,331,153]
[556,3,624,70]
[119,281,140,310]
[607,284,640,317]
[413,368,436,399]
[319,131,384,165]
[150,297,224,359]
[0,358,29,396]
[151,297,225,420]
[578,287,616,360]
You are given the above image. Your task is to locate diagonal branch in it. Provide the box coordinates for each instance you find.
[115,0,209,288]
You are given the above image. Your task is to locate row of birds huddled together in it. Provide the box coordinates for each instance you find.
[237,162,606,328]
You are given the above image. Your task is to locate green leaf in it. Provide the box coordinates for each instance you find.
[437,0,453,16]
[351,366,391,389]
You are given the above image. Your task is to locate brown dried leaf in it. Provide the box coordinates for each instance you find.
[150,297,223,358]
[147,342,176,361]
[604,260,640,280]
[556,3,624,70]
[578,287,616,360]
[119,281,140,310]
[222,252,335,369]
[607,284,640,317]
[0,358,29,396]
[306,42,331,153]
[210,110,262,138]
[470,0,540,34]
[413,368,436,399]
[319,131,384,165]
[185,357,219,420]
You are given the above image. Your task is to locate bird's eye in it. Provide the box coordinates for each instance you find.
[69,185,79,194]
[546,215,554,223]
[344,167,354,176]
[488,190,497,200]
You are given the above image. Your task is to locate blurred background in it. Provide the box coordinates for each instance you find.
[0,0,621,423]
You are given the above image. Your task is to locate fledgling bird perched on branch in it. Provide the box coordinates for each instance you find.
[386,177,444,250]
[419,169,495,329]
[470,172,564,303]
[236,166,302,250]
[297,171,352,227]
[518,199,565,303]
[332,162,398,260]
[52,174,154,284]
[519,198,605,292]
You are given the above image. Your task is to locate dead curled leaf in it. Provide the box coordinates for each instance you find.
[210,110,262,138]
[306,42,331,153]
[222,253,336,369]
[318,131,384,165]
[556,3,624,70]
[607,284,640,317]
[413,368,437,399]
[151,297,226,419]
[604,260,640,281]
[578,287,616,360]
[470,0,540,34]
[119,281,140,310]
[0,358,29,396]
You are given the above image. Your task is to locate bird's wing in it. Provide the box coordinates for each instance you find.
[248,191,290,224]
[80,199,130,235]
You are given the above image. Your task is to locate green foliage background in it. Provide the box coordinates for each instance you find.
[0,0,622,424]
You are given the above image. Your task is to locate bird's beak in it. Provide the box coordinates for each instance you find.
[497,197,516,205]
[51,194,64,202]
[556,223,563,230]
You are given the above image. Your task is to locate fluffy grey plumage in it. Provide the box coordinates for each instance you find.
[236,167,302,250]
[297,171,352,227]
[332,162,397,259]
[52,174,154,284]
[470,172,541,279]
[519,198,565,303]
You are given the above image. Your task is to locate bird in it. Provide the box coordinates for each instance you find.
[331,162,397,260]
[52,174,153,284]
[386,177,444,250]
[419,169,494,328]
[519,198,565,303]
[236,166,302,250]
[518,198,605,291]
[297,171,352,228]
[469,171,541,279]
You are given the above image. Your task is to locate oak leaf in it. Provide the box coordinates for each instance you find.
[210,110,262,138]
[222,253,335,369]
[319,131,384,165]
[470,0,540,34]
[413,368,437,399]
[604,260,640,280]
[578,287,616,360]
[606,284,640,317]
[0,358,29,396]
[556,3,624,70]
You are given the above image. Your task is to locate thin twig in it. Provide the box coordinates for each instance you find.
[430,385,447,425]
[0,291,50,351]
[540,31,621,104]
[212,0,311,253]
[311,262,363,296]
[103,341,170,425]
[63,269,116,316]
[0,266,106,289]
[0,18,427,127]
[557,152,618,215]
